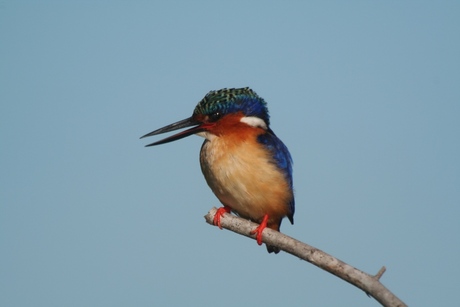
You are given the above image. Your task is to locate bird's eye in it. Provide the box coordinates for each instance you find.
[209,112,222,122]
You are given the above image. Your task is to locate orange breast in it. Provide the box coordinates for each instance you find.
[199,116,293,230]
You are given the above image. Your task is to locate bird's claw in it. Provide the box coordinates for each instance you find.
[213,206,231,229]
[250,214,269,245]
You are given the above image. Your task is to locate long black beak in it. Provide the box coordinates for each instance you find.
[140,117,205,147]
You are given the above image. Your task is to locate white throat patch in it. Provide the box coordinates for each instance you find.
[196,131,216,140]
[240,116,267,130]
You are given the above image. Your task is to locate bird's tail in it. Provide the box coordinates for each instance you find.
[266,244,280,254]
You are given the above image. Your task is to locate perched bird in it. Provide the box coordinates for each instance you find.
[141,87,294,253]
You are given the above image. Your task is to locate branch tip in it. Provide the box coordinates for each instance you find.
[374,266,387,280]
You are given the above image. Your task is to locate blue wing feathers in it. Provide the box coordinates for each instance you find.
[257,130,295,222]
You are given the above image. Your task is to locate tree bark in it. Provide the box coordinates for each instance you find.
[204,207,407,307]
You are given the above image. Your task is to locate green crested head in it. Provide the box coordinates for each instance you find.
[193,87,270,127]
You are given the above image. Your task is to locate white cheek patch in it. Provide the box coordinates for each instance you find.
[240,116,267,130]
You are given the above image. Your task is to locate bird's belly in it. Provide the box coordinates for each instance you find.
[200,138,291,224]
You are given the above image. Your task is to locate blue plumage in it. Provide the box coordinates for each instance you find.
[141,87,295,254]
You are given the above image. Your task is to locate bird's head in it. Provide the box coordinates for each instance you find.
[141,87,270,146]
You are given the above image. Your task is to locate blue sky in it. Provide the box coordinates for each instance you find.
[1,1,459,306]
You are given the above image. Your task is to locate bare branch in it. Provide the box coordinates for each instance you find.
[204,207,407,307]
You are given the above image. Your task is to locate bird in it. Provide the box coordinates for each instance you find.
[141,87,294,253]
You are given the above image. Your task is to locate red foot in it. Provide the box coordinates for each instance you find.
[250,214,269,245]
[213,206,231,229]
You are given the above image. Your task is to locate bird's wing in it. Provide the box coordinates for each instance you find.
[257,130,295,222]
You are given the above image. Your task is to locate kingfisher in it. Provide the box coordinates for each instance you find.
[141,87,294,253]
